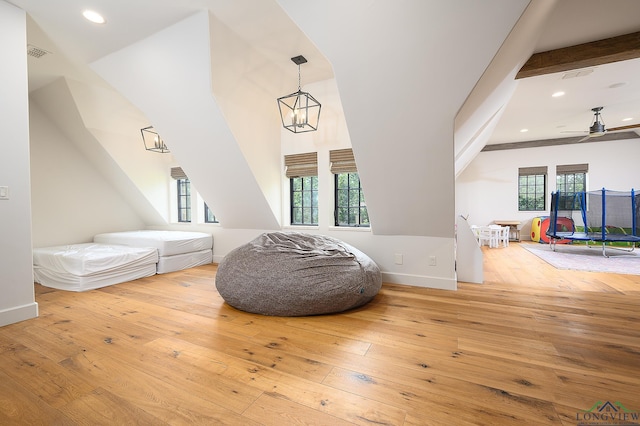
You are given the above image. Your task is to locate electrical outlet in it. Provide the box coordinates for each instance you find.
[428,255,437,266]
[394,253,403,265]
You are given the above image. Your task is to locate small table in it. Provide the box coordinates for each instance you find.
[494,220,521,242]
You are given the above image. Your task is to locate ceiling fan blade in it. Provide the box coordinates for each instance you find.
[607,123,640,132]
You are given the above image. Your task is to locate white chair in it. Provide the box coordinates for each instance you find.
[476,226,495,247]
[499,226,510,247]
[488,225,503,248]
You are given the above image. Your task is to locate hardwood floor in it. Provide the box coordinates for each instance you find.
[1,242,639,425]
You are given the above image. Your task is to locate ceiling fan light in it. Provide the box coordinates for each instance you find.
[589,121,605,136]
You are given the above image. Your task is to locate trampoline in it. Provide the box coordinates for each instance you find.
[546,188,640,257]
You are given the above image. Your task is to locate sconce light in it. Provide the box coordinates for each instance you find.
[141,126,169,153]
[277,55,321,133]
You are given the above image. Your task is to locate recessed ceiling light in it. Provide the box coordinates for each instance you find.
[622,117,633,122]
[551,91,565,98]
[520,128,529,133]
[82,10,106,24]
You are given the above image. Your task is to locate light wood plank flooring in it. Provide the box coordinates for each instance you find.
[1,242,639,425]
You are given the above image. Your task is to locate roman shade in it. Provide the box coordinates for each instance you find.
[284,152,317,178]
[556,164,588,174]
[518,166,547,176]
[170,167,188,180]
[330,148,357,174]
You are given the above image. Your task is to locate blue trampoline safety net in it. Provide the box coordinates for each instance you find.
[548,188,640,242]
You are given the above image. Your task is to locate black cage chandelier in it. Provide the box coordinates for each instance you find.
[141,126,170,153]
[277,55,321,133]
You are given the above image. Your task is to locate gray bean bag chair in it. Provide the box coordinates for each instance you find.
[215,232,382,316]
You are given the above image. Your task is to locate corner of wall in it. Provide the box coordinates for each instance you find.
[0,302,39,327]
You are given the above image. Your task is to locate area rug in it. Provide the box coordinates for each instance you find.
[522,243,640,275]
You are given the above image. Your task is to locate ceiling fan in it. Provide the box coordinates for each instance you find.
[569,107,640,142]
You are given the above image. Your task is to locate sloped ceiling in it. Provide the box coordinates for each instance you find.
[487,0,640,147]
[9,0,535,237]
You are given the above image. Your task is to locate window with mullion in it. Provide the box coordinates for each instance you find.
[518,174,546,211]
[556,172,586,210]
[335,172,369,227]
[204,203,218,223]
[290,176,318,225]
[177,178,191,222]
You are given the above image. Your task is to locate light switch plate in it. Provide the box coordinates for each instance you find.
[0,186,9,200]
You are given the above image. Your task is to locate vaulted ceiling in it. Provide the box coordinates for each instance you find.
[6,0,640,237]
[12,0,640,152]
[488,0,640,147]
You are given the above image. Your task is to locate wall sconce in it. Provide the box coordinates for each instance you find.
[141,126,169,153]
[277,55,321,133]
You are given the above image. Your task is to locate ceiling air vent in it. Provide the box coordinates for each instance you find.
[27,44,51,59]
[562,69,594,79]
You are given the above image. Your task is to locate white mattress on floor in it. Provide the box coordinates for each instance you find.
[157,249,213,274]
[33,243,159,292]
[93,230,213,256]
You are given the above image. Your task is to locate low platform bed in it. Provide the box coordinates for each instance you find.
[34,230,214,292]
[93,230,212,257]
[156,249,213,274]
[93,230,213,274]
[33,243,158,292]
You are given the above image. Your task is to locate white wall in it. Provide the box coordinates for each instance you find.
[29,102,146,247]
[454,0,558,177]
[86,10,458,289]
[278,79,455,289]
[0,2,38,326]
[92,11,281,231]
[278,0,529,239]
[456,137,640,240]
[31,78,171,227]
[20,2,541,291]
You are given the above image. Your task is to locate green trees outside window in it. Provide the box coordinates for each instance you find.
[335,173,369,226]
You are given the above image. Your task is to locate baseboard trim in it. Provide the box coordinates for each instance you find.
[381,272,457,290]
[0,302,39,327]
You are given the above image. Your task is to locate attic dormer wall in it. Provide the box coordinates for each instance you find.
[277,0,530,238]
[92,11,281,231]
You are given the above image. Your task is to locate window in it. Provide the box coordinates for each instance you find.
[330,149,369,227]
[285,152,318,226]
[518,166,547,211]
[171,167,191,222]
[556,164,588,210]
[335,172,369,226]
[177,178,191,222]
[204,203,218,223]
[290,176,318,225]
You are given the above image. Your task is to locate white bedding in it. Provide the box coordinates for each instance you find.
[93,230,213,256]
[33,243,159,292]
[157,249,213,274]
